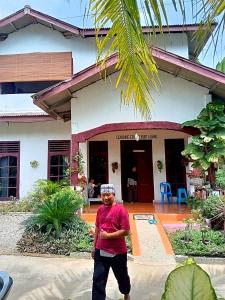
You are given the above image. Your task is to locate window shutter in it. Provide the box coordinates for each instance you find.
[49,140,70,153]
[0,142,20,153]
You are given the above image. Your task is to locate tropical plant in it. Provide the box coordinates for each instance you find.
[201,195,224,228]
[161,258,225,299]
[28,189,84,237]
[89,0,224,118]
[28,179,62,205]
[216,165,225,190]
[216,57,225,73]
[182,102,225,185]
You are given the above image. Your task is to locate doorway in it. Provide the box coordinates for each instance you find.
[165,139,187,195]
[89,141,108,186]
[121,140,154,202]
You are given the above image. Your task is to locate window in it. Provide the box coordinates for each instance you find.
[0,81,60,94]
[0,142,20,199]
[48,140,70,182]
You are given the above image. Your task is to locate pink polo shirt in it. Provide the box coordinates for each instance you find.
[95,203,130,254]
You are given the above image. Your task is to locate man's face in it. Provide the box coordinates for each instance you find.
[101,193,115,206]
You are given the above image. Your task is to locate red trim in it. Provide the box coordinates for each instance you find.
[83,24,206,37]
[0,141,20,200]
[47,140,70,181]
[151,48,225,84]
[0,7,206,38]
[0,115,55,123]
[0,7,80,35]
[33,47,225,105]
[71,121,198,143]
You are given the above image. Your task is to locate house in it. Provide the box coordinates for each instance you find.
[0,6,224,202]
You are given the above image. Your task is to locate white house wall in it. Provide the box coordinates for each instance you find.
[0,24,189,114]
[0,94,45,114]
[71,71,209,134]
[0,24,97,73]
[0,120,70,198]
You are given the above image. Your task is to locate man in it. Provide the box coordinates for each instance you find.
[92,184,131,300]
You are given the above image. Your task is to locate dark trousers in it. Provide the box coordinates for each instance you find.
[92,249,131,300]
[128,185,137,202]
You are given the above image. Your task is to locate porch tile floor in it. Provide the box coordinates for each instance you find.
[84,202,191,214]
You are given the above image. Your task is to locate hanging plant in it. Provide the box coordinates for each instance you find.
[72,151,85,174]
[30,160,39,168]
[156,160,163,173]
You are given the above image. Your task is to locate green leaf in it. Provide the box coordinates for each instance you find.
[161,259,218,300]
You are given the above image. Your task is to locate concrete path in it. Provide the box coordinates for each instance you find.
[134,220,175,264]
[0,255,225,300]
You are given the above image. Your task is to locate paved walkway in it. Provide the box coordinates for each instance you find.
[1,255,225,300]
[134,220,175,264]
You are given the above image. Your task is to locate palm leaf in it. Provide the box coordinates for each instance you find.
[90,0,160,118]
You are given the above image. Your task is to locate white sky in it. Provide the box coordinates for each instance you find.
[0,0,224,68]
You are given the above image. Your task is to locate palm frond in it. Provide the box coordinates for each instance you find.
[90,0,161,118]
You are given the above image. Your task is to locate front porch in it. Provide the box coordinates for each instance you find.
[83,202,191,214]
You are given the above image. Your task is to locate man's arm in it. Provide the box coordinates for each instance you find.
[100,229,129,240]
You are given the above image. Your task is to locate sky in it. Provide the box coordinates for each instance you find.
[0,0,224,68]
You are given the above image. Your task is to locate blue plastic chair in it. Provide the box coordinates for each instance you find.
[177,188,188,204]
[160,182,172,204]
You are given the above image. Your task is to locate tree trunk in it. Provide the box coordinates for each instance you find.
[208,163,216,188]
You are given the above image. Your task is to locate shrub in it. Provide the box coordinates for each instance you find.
[0,198,33,213]
[17,216,92,255]
[216,166,225,190]
[28,179,62,206]
[170,229,225,257]
[201,195,224,219]
[28,188,84,236]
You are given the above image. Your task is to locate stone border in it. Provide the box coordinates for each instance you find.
[0,251,134,261]
[175,255,225,264]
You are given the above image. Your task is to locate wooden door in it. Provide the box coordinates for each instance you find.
[165,139,187,195]
[121,140,154,202]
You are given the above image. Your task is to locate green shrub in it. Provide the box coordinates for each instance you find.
[170,229,225,257]
[28,179,62,206]
[216,166,225,190]
[28,188,84,236]
[17,216,92,255]
[201,195,224,219]
[187,197,203,209]
[0,198,33,213]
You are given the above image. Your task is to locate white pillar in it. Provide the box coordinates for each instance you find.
[108,138,122,200]
[152,138,166,202]
[79,141,88,178]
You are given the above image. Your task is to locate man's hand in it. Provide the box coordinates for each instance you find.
[99,229,109,239]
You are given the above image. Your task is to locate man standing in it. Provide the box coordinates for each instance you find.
[92,184,131,300]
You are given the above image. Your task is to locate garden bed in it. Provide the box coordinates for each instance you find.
[164,224,225,258]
